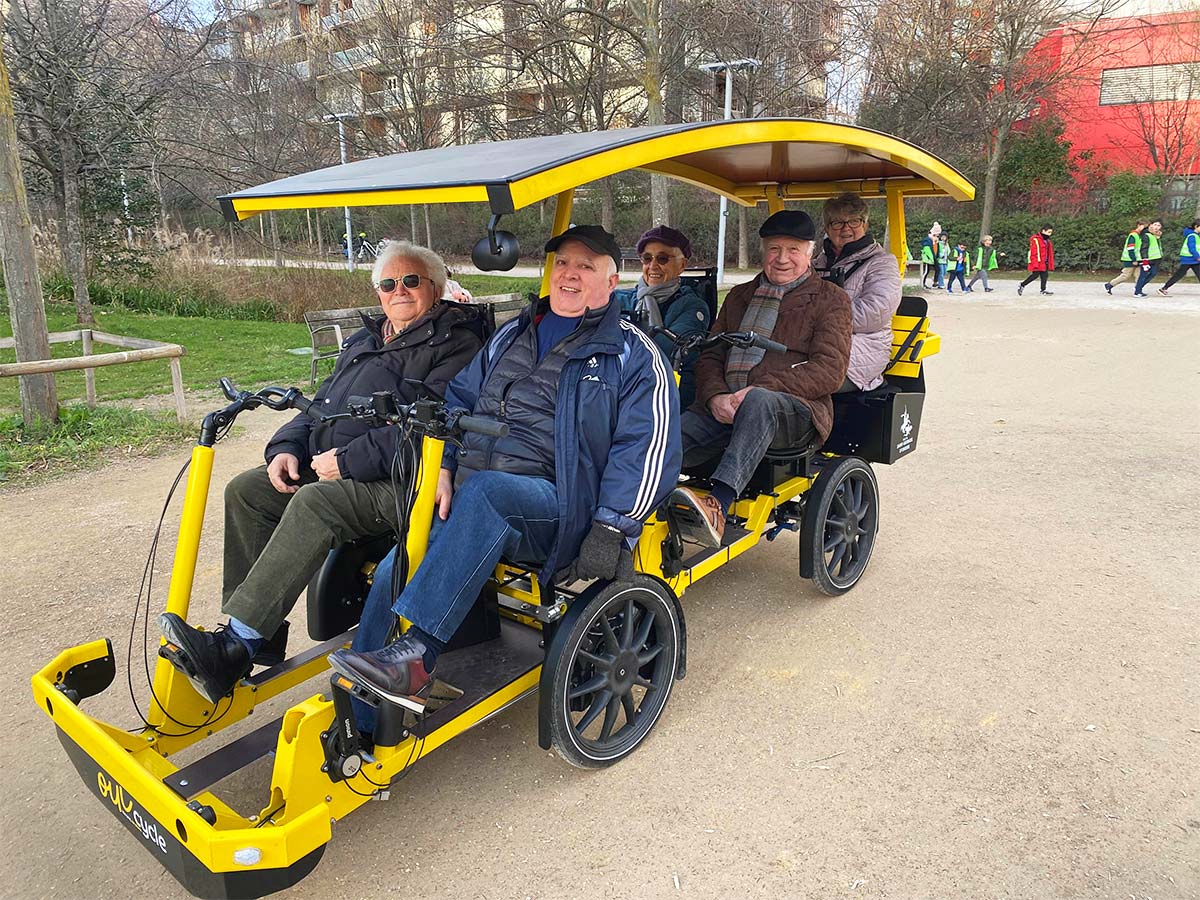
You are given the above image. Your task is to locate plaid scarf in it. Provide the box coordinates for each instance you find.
[725,273,807,391]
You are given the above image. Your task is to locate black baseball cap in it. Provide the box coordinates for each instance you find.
[545,225,622,268]
[759,210,816,241]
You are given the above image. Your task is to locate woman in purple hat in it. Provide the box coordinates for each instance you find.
[613,225,711,406]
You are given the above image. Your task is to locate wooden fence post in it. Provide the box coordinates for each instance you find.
[80,328,97,408]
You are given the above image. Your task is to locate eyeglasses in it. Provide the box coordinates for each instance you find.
[828,217,865,230]
[641,253,681,266]
[373,273,426,292]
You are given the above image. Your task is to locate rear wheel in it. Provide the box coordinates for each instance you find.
[805,457,879,596]
[548,579,680,768]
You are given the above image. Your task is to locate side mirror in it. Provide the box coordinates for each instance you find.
[471,215,520,271]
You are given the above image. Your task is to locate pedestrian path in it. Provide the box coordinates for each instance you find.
[905,276,1200,314]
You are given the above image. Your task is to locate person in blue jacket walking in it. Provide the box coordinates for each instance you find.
[330,225,682,726]
[613,225,710,407]
[1158,220,1200,296]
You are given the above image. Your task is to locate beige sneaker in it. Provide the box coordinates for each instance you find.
[669,486,726,548]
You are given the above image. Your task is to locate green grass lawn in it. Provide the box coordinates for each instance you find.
[0,306,313,411]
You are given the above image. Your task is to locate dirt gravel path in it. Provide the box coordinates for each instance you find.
[1,296,1197,900]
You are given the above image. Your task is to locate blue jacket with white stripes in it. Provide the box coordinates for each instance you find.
[442,296,682,585]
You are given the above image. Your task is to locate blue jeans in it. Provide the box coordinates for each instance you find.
[935,263,947,287]
[1134,261,1160,295]
[349,470,560,734]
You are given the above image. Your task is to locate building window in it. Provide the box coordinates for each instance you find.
[1099,63,1200,105]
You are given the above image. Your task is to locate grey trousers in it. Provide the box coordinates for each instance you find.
[681,387,816,493]
[221,465,399,636]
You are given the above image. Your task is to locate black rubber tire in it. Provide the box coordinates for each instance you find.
[548,578,680,768]
[807,456,879,596]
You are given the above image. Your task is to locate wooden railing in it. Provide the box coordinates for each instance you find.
[0,329,187,423]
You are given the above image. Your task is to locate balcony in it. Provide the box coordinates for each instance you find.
[329,42,381,71]
[292,59,310,79]
[325,86,364,114]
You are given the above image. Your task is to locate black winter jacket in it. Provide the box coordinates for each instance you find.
[265,301,484,483]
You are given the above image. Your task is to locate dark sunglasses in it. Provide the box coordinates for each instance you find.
[373,273,426,292]
[641,252,681,265]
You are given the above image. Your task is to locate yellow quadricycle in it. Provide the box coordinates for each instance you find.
[32,119,970,898]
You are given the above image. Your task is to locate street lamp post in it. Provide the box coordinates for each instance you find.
[698,59,760,286]
[324,113,356,272]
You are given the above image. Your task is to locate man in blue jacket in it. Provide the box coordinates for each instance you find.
[330,225,682,711]
[1158,219,1200,296]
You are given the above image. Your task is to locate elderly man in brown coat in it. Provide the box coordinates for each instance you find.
[670,210,852,547]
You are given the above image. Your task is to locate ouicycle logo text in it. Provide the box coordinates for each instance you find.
[97,771,169,854]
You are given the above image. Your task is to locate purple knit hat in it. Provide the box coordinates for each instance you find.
[636,225,692,259]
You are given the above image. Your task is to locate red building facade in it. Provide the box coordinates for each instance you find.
[1024,11,1200,178]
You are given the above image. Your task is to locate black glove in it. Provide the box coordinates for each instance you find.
[560,521,635,583]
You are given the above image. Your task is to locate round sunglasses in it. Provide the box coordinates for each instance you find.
[640,252,682,265]
[373,273,428,292]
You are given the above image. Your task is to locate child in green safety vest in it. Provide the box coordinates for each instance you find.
[1104,220,1147,295]
[920,222,941,288]
[935,234,950,288]
[966,235,1004,293]
[1133,220,1163,297]
[1158,219,1200,296]
[946,240,972,292]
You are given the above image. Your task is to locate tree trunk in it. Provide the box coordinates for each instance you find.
[269,210,283,267]
[600,177,614,232]
[737,205,749,269]
[0,37,56,424]
[315,209,324,257]
[409,205,418,242]
[978,118,1013,244]
[58,141,95,325]
[423,204,432,248]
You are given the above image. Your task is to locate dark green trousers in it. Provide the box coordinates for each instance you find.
[221,465,398,636]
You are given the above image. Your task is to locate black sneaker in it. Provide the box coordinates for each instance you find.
[1158,288,1169,296]
[1017,284,1024,296]
[1040,290,1054,295]
[158,613,252,705]
[1104,283,1113,294]
[251,620,289,668]
[328,633,436,712]
[984,288,994,292]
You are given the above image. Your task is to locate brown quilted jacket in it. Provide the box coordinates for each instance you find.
[692,273,852,441]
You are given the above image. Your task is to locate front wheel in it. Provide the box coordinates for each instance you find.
[548,578,680,768]
[802,456,879,596]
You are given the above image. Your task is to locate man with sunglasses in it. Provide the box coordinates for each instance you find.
[327,225,682,728]
[158,241,484,705]
[613,225,711,407]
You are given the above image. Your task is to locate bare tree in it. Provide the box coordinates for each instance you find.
[854,0,1123,240]
[0,19,55,423]
[6,0,215,323]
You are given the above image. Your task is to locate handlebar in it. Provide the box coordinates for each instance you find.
[650,327,794,370]
[455,414,509,438]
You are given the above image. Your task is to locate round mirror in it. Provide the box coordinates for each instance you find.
[471,230,520,271]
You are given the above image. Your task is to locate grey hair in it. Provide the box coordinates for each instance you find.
[372,240,448,298]
[822,192,869,227]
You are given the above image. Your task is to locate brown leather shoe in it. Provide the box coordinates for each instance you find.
[669,486,726,548]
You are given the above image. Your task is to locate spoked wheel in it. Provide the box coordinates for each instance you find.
[548,578,681,768]
[803,456,879,596]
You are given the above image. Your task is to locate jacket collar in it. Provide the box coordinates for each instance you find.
[823,233,875,264]
[522,296,625,357]
[364,301,467,348]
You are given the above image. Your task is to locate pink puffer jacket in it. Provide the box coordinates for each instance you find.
[811,240,901,391]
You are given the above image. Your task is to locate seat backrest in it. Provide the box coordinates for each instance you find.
[679,266,719,322]
[303,306,382,348]
[884,295,939,384]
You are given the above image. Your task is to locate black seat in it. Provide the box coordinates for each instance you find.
[679,266,719,322]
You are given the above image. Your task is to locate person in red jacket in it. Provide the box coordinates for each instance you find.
[1018,225,1055,296]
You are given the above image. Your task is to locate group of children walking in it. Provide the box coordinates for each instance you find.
[917,219,1200,298]
[919,225,1004,293]
[1103,219,1200,297]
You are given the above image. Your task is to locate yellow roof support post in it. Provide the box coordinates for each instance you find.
[540,188,575,297]
[766,187,785,214]
[885,184,907,275]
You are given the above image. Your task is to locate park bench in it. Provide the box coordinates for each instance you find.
[304,293,529,385]
[619,246,641,272]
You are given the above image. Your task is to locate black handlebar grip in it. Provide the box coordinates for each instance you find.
[750,332,789,354]
[291,393,315,417]
[457,415,509,438]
